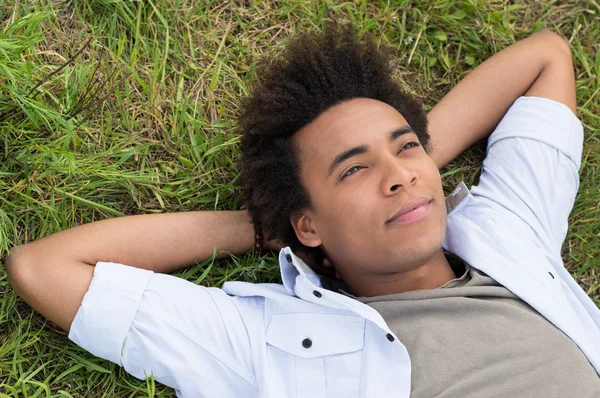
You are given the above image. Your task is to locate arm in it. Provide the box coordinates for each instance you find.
[427,29,576,170]
[5,210,264,332]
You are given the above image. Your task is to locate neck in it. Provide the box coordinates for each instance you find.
[346,248,456,297]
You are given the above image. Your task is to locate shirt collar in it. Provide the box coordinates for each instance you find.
[278,247,323,294]
[277,181,471,296]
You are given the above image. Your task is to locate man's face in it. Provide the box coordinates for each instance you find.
[291,98,447,281]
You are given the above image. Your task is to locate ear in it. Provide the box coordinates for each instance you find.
[290,210,322,248]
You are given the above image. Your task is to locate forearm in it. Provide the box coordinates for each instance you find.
[17,210,256,274]
[427,29,575,169]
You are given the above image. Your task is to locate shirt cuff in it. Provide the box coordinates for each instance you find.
[487,96,584,170]
[68,262,154,365]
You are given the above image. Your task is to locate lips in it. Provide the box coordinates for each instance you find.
[386,197,432,224]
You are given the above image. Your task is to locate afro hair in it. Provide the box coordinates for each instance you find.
[238,22,430,265]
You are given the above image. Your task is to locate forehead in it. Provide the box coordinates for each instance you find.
[293,98,410,165]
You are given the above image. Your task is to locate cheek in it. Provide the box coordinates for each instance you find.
[317,187,378,236]
[420,161,443,191]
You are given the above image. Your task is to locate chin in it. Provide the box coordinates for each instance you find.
[390,230,444,262]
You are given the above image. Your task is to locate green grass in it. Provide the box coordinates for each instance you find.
[0,0,599,396]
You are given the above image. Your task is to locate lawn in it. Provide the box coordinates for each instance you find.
[0,0,599,396]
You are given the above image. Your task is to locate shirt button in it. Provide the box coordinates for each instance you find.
[548,271,555,279]
[286,254,292,263]
[302,338,312,348]
[313,290,322,298]
[386,333,395,342]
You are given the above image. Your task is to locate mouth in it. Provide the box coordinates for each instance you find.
[386,198,433,225]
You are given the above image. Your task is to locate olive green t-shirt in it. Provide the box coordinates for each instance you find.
[322,251,600,397]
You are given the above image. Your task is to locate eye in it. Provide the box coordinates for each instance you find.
[340,142,421,181]
[341,165,363,179]
[398,141,420,153]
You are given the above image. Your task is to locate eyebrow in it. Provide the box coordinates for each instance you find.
[327,126,414,176]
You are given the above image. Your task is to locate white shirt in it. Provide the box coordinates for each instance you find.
[69,97,600,397]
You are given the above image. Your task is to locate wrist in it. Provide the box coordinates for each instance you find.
[246,214,283,252]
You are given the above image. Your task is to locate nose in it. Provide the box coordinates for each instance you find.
[381,160,419,195]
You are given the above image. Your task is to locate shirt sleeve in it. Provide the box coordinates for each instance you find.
[470,96,584,256]
[68,262,260,396]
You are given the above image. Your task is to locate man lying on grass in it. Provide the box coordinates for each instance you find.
[6,23,600,397]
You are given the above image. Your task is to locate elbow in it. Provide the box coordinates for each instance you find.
[5,246,21,280]
[534,29,573,60]
[5,245,34,296]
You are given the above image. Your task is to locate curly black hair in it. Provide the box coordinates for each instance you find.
[238,22,430,264]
